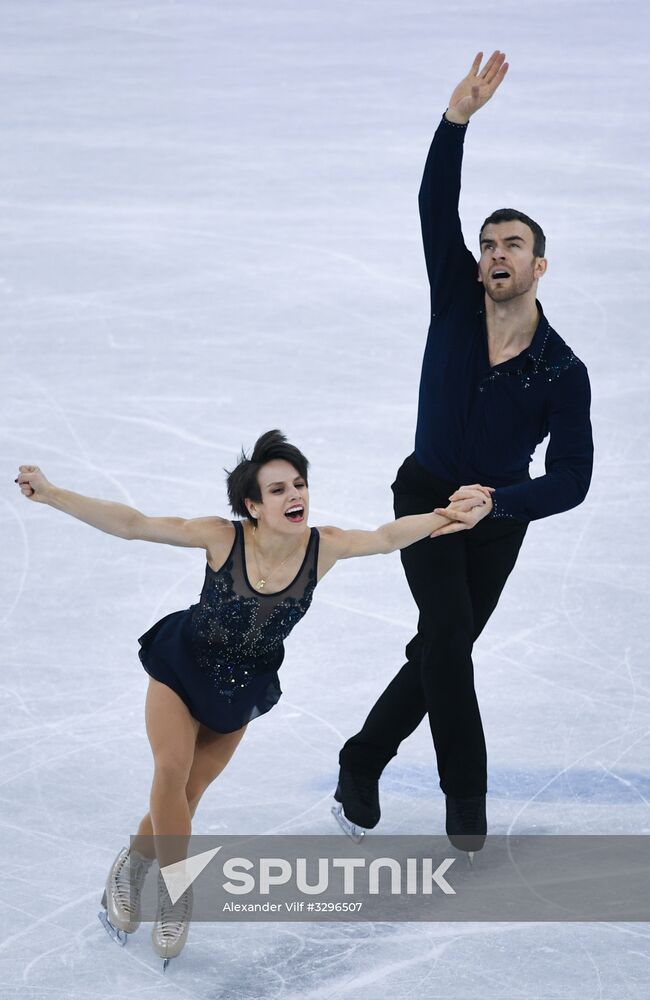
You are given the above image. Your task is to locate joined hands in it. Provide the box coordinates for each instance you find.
[430,484,495,538]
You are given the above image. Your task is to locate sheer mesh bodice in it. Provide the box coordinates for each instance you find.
[137,520,320,732]
[189,521,319,698]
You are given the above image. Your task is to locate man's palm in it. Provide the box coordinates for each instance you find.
[448,51,508,122]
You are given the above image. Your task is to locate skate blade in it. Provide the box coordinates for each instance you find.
[162,957,170,972]
[331,803,365,844]
[98,908,128,946]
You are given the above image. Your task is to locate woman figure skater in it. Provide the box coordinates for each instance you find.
[15,430,491,967]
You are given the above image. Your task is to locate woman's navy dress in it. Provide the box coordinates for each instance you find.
[138,520,319,733]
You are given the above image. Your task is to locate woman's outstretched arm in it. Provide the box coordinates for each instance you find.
[319,486,493,563]
[14,464,227,547]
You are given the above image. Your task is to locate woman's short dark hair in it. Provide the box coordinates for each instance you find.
[225,430,310,523]
[479,208,546,258]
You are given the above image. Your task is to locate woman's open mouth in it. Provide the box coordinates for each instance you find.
[284,505,305,523]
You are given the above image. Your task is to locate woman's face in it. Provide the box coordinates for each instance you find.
[246,459,309,532]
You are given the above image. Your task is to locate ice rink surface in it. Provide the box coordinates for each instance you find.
[2,0,650,996]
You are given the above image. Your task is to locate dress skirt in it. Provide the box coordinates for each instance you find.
[137,608,282,734]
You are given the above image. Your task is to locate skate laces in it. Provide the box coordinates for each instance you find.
[157,876,192,940]
[113,849,152,915]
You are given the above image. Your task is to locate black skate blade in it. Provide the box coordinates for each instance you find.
[162,957,170,972]
[98,908,128,946]
[331,803,365,845]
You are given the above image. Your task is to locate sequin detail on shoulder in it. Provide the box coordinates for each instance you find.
[479,348,577,392]
[189,525,318,699]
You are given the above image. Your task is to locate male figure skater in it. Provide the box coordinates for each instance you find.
[334,51,594,851]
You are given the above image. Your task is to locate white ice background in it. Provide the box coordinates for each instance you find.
[1,1,650,997]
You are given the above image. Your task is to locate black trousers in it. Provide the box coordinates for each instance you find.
[340,453,528,797]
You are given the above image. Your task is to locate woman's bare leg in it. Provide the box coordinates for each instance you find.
[132,679,199,868]
[185,723,247,815]
[132,711,247,858]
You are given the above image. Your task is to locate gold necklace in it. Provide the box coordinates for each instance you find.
[251,525,305,591]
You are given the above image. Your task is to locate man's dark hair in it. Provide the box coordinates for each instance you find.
[226,430,310,523]
[480,208,546,258]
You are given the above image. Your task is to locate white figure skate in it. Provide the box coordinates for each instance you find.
[98,845,154,946]
[152,870,193,971]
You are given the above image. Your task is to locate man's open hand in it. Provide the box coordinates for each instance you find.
[445,51,509,125]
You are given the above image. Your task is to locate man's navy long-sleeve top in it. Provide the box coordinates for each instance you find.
[415,115,593,522]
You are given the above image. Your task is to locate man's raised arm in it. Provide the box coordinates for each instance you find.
[419,51,509,312]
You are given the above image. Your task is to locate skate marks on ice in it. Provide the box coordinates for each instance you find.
[0,496,30,629]
[3,0,650,995]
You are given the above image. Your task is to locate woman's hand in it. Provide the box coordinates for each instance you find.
[429,484,494,537]
[15,465,54,503]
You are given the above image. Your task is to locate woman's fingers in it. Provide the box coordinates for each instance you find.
[15,466,42,499]
[430,521,467,538]
[434,506,469,523]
